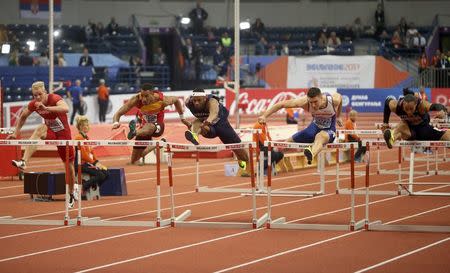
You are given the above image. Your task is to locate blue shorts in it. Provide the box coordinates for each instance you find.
[409,123,445,141]
[292,122,336,143]
[203,118,241,144]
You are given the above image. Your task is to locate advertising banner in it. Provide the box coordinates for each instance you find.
[431,88,450,106]
[339,88,403,112]
[287,56,375,89]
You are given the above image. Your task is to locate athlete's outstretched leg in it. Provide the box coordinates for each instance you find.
[12,124,48,169]
[131,124,156,164]
[304,131,330,165]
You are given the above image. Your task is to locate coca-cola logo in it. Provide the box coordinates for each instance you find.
[229,91,306,115]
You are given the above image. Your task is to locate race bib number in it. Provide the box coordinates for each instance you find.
[314,117,332,129]
[45,117,65,132]
[142,113,158,123]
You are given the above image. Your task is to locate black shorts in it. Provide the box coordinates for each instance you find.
[203,119,241,144]
[409,123,445,141]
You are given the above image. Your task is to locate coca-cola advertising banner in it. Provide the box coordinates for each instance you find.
[431,88,450,106]
[225,88,337,115]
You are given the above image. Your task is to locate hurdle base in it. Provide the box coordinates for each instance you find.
[368,221,450,233]
[174,213,268,229]
[336,188,409,196]
[269,222,358,231]
[80,216,173,227]
[242,189,322,198]
[196,186,255,194]
[317,171,365,176]
[0,216,78,226]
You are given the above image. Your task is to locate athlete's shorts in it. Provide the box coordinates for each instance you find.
[409,123,445,141]
[134,122,165,149]
[203,118,241,144]
[46,128,74,162]
[292,122,336,143]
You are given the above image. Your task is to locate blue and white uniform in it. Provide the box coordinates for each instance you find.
[292,93,337,143]
[186,94,241,144]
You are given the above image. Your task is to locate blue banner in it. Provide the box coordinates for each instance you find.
[338,88,403,112]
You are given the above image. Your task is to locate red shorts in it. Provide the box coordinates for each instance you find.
[46,128,74,162]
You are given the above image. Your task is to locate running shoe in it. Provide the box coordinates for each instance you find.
[184,130,199,145]
[383,129,394,149]
[304,147,313,165]
[127,119,137,140]
[238,161,251,177]
[11,159,26,170]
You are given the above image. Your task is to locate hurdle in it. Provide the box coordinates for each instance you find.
[194,128,265,194]
[0,139,77,225]
[0,139,190,227]
[266,142,367,231]
[168,142,268,229]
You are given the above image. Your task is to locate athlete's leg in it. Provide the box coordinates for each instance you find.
[440,130,450,140]
[131,123,156,164]
[185,119,202,145]
[24,124,48,162]
[384,121,411,148]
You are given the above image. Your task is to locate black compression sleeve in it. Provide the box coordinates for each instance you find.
[383,96,395,124]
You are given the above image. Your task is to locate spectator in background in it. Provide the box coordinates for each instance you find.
[85,20,97,40]
[0,24,9,43]
[281,43,289,56]
[129,55,143,86]
[189,1,208,35]
[406,23,419,48]
[431,49,441,67]
[79,48,94,67]
[317,23,329,41]
[304,39,314,55]
[213,45,227,78]
[96,22,105,38]
[97,79,109,123]
[18,48,34,66]
[206,26,215,42]
[398,17,408,42]
[342,24,354,42]
[286,108,298,124]
[418,52,428,74]
[67,79,84,125]
[194,47,204,81]
[436,52,449,69]
[255,36,268,55]
[183,38,197,80]
[36,51,49,66]
[327,31,341,50]
[57,51,67,67]
[107,17,119,36]
[268,44,278,56]
[391,31,403,48]
[344,110,366,162]
[374,3,385,36]
[352,17,364,39]
[153,47,167,65]
[317,32,328,48]
[221,32,232,58]
[8,49,19,66]
[412,32,426,51]
[251,18,265,37]
[75,116,108,195]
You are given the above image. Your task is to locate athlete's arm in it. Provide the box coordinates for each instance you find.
[112,95,138,128]
[258,97,307,124]
[8,108,32,139]
[333,93,343,126]
[205,98,219,124]
[38,99,69,113]
[382,96,398,128]
[164,96,191,128]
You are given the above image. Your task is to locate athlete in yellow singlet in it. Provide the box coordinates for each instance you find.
[112,83,190,164]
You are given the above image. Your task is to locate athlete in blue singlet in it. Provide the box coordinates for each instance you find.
[184,88,251,176]
[382,94,449,148]
[258,87,343,164]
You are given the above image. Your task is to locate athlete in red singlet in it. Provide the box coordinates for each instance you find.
[112,83,190,164]
[8,81,77,207]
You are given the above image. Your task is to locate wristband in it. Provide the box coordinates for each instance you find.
[179,114,184,119]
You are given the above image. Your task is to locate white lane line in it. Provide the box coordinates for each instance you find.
[353,237,450,273]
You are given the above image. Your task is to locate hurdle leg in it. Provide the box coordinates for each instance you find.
[435,147,439,175]
[266,144,273,228]
[195,151,200,191]
[349,144,356,231]
[426,147,430,174]
[335,148,340,193]
[364,143,370,230]
[408,149,415,194]
[76,143,82,226]
[167,145,177,226]
[64,143,70,226]
[156,143,162,226]
[397,147,402,194]
[259,150,264,190]
[320,152,325,194]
